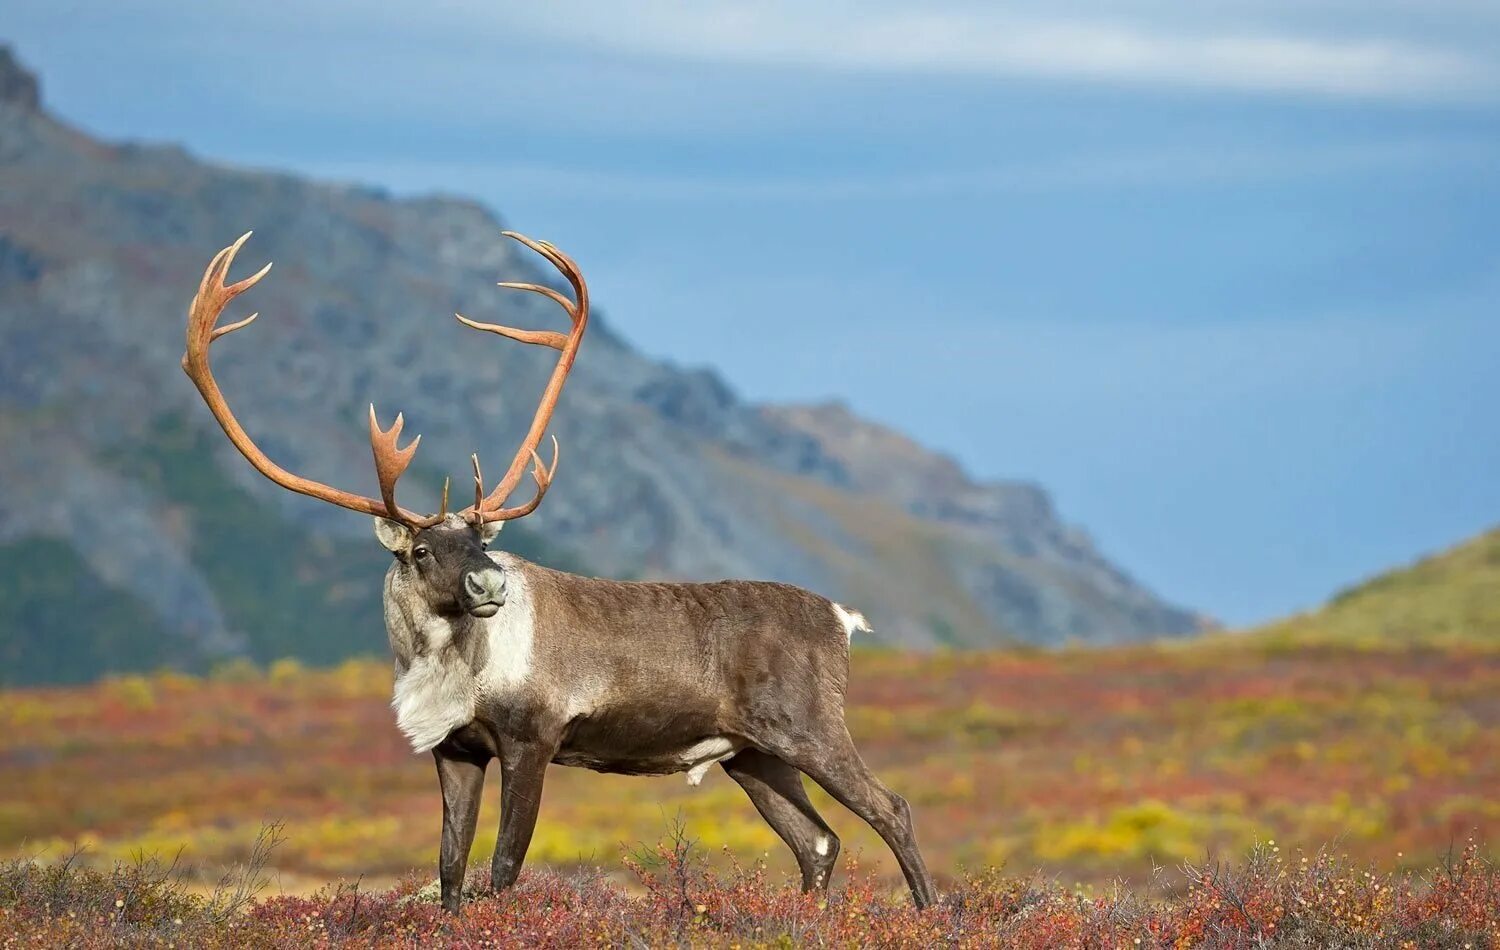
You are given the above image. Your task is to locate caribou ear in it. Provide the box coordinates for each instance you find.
[476,520,503,545]
[373,517,413,555]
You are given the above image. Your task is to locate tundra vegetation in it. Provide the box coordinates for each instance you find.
[1,628,1496,945]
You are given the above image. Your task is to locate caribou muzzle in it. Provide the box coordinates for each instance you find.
[462,566,507,617]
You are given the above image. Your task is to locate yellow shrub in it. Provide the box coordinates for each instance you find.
[267,657,305,686]
[1035,800,1255,864]
[106,675,156,711]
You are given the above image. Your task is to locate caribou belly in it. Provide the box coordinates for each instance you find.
[552,735,743,784]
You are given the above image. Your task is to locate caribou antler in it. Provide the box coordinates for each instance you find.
[182,230,588,531]
[182,232,442,527]
[455,231,588,524]
[368,406,425,524]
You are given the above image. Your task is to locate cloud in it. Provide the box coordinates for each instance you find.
[8,0,1495,153]
[501,2,1497,102]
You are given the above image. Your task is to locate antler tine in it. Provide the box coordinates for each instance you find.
[182,233,434,526]
[471,454,484,518]
[185,232,272,365]
[453,312,570,351]
[211,311,260,341]
[504,231,586,311]
[368,406,435,527]
[456,232,589,521]
[476,436,559,523]
[453,233,584,348]
[493,281,573,313]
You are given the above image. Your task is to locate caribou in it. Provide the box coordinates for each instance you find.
[182,231,937,912]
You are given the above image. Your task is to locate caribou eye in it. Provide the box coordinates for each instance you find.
[413,547,432,560]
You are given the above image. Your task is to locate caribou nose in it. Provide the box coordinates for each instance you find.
[462,567,507,617]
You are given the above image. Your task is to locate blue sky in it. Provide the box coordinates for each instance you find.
[7,2,1499,624]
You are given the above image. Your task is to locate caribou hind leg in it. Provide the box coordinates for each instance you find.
[722,749,841,891]
[779,724,938,909]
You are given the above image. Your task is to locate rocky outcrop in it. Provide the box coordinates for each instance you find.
[0,47,40,113]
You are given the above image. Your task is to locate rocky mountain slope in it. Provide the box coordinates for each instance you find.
[0,47,1203,684]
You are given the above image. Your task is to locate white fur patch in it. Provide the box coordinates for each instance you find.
[385,550,533,754]
[391,622,477,754]
[475,552,535,697]
[682,737,739,786]
[832,603,870,642]
[815,835,831,856]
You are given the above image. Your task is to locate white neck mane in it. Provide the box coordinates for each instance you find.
[387,552,535,753]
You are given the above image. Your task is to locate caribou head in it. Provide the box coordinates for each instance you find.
[376,515,506,618]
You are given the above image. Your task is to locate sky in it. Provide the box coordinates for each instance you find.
[6,1,1498,625]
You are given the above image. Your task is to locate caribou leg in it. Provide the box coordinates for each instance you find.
[722,749,841,891]
[434,750,488,913]
[490,737,557,891]
[782,725,938,909]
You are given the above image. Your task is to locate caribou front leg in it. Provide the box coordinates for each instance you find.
[490,736,558,891]
[434,750,488,913]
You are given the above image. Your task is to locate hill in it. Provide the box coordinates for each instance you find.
[0,46,1201,684]
[1251,526,1500,647]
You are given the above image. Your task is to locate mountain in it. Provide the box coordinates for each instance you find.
[0,47,1203,684]
[1249,527,1500,648]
